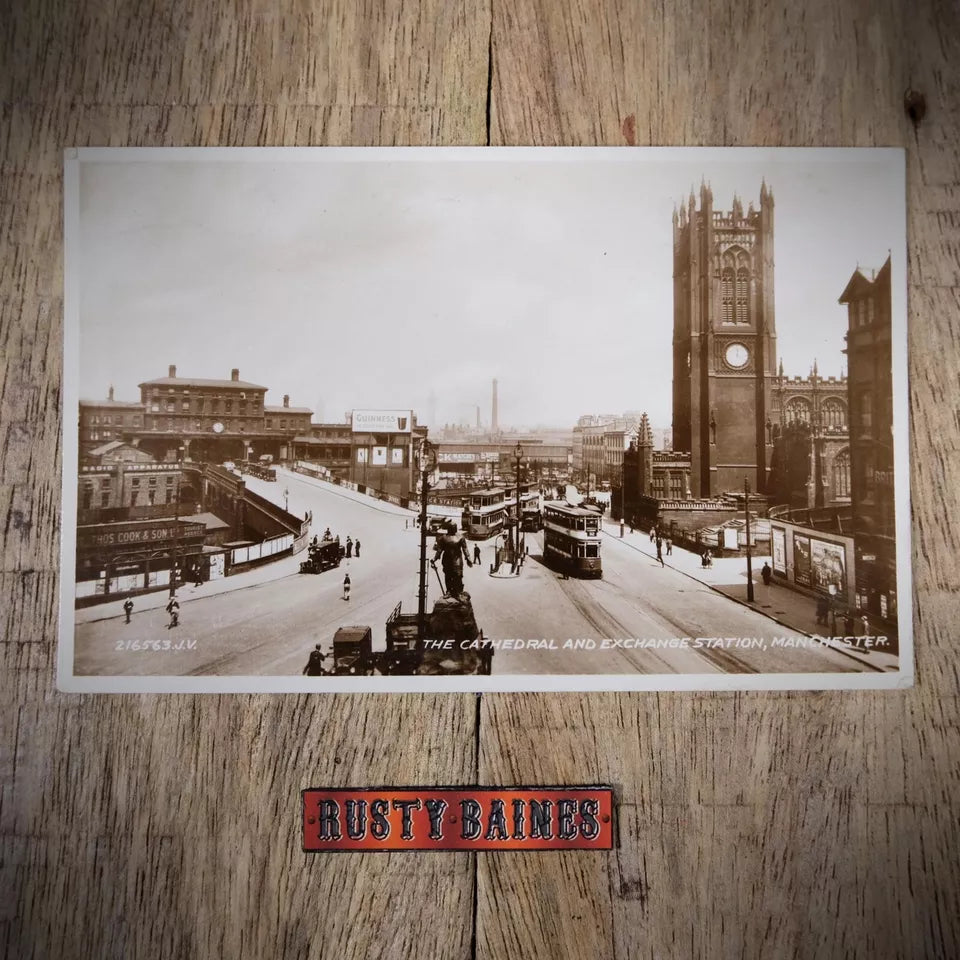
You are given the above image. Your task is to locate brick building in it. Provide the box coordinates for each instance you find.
[78,387,148,456]
[840,256,897,624]
[79,366,314,464]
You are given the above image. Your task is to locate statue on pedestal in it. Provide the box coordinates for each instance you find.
[432,522,473,598]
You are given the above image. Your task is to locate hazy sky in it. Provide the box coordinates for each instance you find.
[75,148,903,430]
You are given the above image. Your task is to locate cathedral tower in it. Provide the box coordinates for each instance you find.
[671,181,777,497]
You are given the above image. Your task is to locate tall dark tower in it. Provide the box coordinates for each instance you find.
[672,181,776,497]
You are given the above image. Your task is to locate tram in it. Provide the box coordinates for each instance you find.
[461,488,506,540]
[542,502,603,578]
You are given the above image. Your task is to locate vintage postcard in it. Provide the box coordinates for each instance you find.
[59,147,911,692]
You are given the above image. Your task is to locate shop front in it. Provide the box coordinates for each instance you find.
[76,518,207,604]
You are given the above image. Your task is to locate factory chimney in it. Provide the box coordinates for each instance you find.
[492,378,499,433]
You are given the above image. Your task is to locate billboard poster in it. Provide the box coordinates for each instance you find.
[772,527,786,574]
[391,448,404,465]
[811,538,846,599]
[352,409,411,433]
[372,446,387,466]
[794,535,812,587]
[356,448,368,464]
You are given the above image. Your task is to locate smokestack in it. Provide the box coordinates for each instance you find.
[492,378,499,433]
[168,364,176,378]
[476,405,480,429]
[231,368,239,382]
[283,394,290,408]
[108,385,114,401]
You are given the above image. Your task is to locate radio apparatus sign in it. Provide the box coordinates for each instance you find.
[352,409,412,434]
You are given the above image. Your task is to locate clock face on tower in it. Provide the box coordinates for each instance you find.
[212,421,224,434]
[725,342,749,369]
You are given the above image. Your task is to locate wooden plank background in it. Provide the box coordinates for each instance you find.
[2,0,958,956]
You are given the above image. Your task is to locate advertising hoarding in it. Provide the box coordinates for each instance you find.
[771,527,787,574]
[794,535,812,586]
[810,537,846,599]
[352,410,412,433]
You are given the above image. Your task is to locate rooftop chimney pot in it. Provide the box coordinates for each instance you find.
[169,364,176,378]
[283,394,290,407]
[231,368,239,381]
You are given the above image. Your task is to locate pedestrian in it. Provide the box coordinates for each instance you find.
[704,549,713,569]
[815,596,829,625]
[194,566,203,588]
[761,562,771,586]
[656,540,664,568]
[666,537,673,556]
[343,573,351,601]
[649,527,656,542]
[346,537,353,559]
[166,594,180,629]
[473,544,481,564]
[355,540,361,558]
[123,598,134,624]
[303,644,328,676]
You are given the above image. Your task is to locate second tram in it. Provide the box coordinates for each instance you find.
[542,502,603,578]
[461,488,506,539]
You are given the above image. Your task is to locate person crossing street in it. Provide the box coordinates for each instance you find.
[165,594,180,628]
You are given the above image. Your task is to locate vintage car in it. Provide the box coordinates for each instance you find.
[299,538,342,574]
[331,626,374,675]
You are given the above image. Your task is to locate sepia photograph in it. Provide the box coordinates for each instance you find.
[59,147,910,692]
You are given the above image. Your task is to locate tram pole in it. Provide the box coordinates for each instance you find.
[514,442,524,567]
[416,439,435,650]
[745,477,754,603]
[170,445,184,597]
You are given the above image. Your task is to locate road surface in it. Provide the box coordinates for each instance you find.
[74,469,870,677]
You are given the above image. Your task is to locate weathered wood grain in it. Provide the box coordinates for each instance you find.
[479,0,960,958]
[3,0,959,957]
[1,2,490,958]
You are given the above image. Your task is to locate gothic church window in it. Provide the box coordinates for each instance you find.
[822,398,846,431]
[833,449,851,498]
[721,267,734,323]
[785,398,811,424]
[736,266,750,324]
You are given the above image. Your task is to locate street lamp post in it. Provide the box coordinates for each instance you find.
[620,450,627,540]
[283,487,289,513]
[416,438,437,648]
[170,444,185,597]
[744,477,754,602]
[514,442,524,563]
